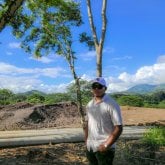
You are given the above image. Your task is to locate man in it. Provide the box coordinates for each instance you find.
[84,77,123,165]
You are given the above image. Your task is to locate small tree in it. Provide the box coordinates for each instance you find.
[67,80,92,105]
[0,0,86,126]
[0,89,14,105]
[117,95,144,107]
[27,93,45,104]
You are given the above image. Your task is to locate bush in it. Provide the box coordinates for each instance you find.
[142,126,165,147]
[27,93,45,104]
[157,100,165,108]
[117,95,144,107]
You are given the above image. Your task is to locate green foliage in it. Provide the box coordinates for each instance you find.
[6,0,82,58]
[0,89,14,105]
[151,91,165,102]
[117,95,144,107]
[111,93,125,100]
[27,93,45,104]
[44,93,71,104]
[142,126,165,147]
[66,80,92,105]
[79,32,94,50]
[143,91,165,108]
[157,100,165,108]
[12,94,27,103]
[0,87,164,107]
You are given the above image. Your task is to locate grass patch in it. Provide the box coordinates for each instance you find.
[142,126,165,147]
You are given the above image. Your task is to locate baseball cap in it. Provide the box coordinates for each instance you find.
[92,77,107,87]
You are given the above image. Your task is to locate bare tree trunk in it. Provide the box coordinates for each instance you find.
[67,44,86,128]
[0,0,25,32]
[86,0,107,77]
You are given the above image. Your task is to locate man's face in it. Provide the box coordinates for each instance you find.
[91,83,106,97]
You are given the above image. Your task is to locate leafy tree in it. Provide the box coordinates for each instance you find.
[111,93,125,100]
[67,80,92,105]
[27,93,45,104]
[44,93,71,104]
[12,93,27,103]
[117,95,144,107]
[0,0,86,126]
[152,91,165,102]
[0,89,14,105]
[143,91,165,107]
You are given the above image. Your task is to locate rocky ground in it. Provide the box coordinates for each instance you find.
[0,102,164,164]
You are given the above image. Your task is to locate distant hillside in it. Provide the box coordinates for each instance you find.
[125,84,165,94]
[21,90,46,96]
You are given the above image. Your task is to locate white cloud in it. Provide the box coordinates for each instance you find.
[74,58,165,93]
[79,47,115,61]
[103,47,115,54]
[81,74,93,81]
[79,50,96,61]
[0,62,67,78]
[0,62,72,93]
[6,52,13,55]
[157,55,165,63]
[8,42,21,49]
[0,75,41,93]
[1,54,165,94]
[112,55,132,61]
[29,53,62,64]
[0,74,71,93]
[107,62,165,93]
[29,56,54,64]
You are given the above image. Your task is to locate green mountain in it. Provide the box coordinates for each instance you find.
[21,90,46,96]
[125,84,165,94]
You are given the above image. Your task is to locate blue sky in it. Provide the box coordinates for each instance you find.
[0,0,165,93]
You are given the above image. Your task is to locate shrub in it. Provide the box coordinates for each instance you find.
[117,95,144,107]
[142,126,165,147]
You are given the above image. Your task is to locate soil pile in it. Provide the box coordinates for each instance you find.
[0,102,82,131]
[0,102,165,131]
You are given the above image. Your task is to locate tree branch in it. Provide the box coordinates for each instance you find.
[0,0,25,32]
[100,0,107,47]
[86,0,99,47]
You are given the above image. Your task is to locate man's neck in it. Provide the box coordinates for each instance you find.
[94,94,105,103]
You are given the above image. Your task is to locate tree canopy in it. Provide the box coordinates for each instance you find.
[0,0,25,32]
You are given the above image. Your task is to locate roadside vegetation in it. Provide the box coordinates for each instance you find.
[142,126,165,147]
[115,126,165,165]
[0,80,164,108]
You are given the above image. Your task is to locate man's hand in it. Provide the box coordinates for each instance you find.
[98,143,108,152]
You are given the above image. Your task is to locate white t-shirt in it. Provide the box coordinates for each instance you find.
[86,94,122,152]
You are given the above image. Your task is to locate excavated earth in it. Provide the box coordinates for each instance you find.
[0,102,81,131]
[0,102,164,130]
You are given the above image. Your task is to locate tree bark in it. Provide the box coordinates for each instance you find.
[86,0,107,77]
[0,0,25,32]
[67,44,86,128]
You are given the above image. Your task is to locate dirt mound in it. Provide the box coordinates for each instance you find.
[0,102,164,131]
[0,102,82,131]
[22,102,81,129]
